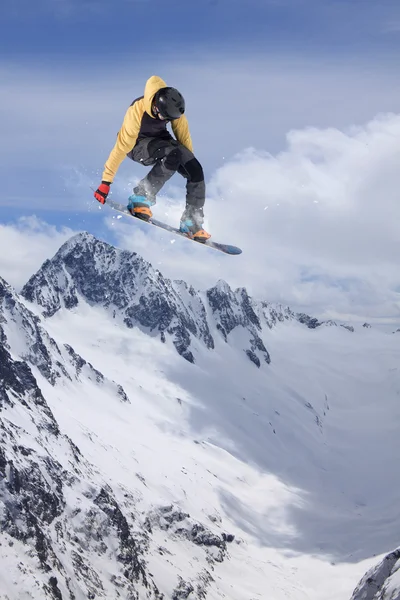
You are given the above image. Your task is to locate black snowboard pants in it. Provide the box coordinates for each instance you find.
[127,137,205,210]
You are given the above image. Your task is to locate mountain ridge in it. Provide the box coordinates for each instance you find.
[0,273,237,599]
[21,232,361,369]
[1,233,399,599]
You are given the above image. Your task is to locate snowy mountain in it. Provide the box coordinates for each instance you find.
[1,232,400,599]
[351,548,400,600]
[20,232,352,369]
[0,276,163,599]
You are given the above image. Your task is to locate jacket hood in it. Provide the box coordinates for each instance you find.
[144,75,168,117]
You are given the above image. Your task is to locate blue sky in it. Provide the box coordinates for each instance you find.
[1,0,400,324]
[3,0,400,215]
[4,0,400,61]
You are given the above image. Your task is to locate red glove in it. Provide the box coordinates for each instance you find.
[94,182,111,204]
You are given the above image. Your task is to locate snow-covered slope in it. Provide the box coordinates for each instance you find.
[0,276,163,599]
[1,233,400,599]
[351,548,400,600]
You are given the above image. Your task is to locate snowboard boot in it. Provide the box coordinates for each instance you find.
[179,206,211,243]
[127,194,155,222]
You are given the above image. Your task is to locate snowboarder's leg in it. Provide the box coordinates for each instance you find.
[127,138,178,220]
[128,138,210,240]
[176,148,210,242]
[129,138,179,196]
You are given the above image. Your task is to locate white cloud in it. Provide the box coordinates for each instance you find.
[2,106,400,328]
[0,217,76,290]
[108,112,400,327]
[3,53,400,210]
[2,53,400,325]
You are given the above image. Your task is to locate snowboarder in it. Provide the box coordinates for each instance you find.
[94,75,211,242]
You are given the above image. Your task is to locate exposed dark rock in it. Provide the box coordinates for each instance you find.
[0,277,129,408]
[19,232,357,371]
[44,576,63,600]
[296,313,322,329]
[245,350,261,368]
[21,233,214,364]
[196,570,215,599]
[207,280,241,336]
[190,523,226,549]
[117,384,130,403]
[172,577,194,599]
[158,505,190,529]
[0,277,165,598]
[147,505,229,567]
[64,343,86,375]
[351,547,400,600]
[207,281,271,365]
[94,487,149,585]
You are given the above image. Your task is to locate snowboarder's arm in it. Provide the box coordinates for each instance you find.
[102,101,143,182]
[171,115,193,153]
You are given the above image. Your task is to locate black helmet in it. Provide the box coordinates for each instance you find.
[153,87,185,120]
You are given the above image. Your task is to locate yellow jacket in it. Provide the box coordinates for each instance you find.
[102,75,193,182]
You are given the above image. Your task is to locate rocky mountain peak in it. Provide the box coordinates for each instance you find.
[20,233,357,369]
[1,234,399,599]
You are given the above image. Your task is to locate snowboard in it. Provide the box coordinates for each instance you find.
[105,198,242,255]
